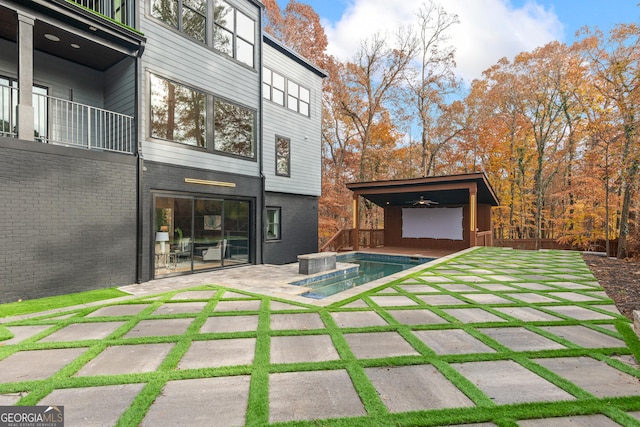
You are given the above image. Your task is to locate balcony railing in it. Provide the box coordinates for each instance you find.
[1,84,135,154]
[70,0,134,27]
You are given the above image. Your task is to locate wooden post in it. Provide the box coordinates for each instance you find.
[352,194,359,250]
[469,186,477,247]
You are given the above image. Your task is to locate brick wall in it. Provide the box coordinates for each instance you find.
[264,192,318,264]
[0,139,137,303]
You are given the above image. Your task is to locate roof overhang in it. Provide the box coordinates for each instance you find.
[346,173,500,208]
[1,0,145,71]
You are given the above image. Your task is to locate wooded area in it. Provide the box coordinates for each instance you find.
[263,0,640,259]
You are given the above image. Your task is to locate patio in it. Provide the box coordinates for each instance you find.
[1,247,639,426]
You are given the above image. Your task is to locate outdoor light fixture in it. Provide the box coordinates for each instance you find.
[155,231,169,254]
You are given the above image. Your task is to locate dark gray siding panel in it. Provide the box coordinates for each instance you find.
[139,161,264,281]
[105,57,136,116]
[264,192,318,264]
[0,139,137,304]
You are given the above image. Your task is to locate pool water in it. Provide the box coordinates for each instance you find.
[294,254,432,299]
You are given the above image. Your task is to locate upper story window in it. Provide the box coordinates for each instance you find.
[214,99,255,158]
[151,0,207,43]
[150,73,206,147]
[263,67,310,116]
[213,0,255,67]
[276,136,290,176]
[150,73,255,158]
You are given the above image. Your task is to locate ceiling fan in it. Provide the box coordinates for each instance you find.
[408,196,439,206]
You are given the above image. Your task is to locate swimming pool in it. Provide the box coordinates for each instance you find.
[291,253,433,299]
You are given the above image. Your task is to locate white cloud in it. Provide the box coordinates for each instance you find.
[322,0,564,82]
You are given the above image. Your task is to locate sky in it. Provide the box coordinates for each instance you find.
[280,0,639,83]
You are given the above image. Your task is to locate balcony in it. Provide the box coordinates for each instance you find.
[1,83,135,154]
[69,0,135,28]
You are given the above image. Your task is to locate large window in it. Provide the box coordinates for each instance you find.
[263,67,309,116]
[151,0,206,42]
[266,207,281,240]
[154,195,251,277]
[276,136,290,176]
[150,74,206,148]
[214,99,255,158]
[213,0,255,67]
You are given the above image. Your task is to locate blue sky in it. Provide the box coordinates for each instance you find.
[280,0,639,82]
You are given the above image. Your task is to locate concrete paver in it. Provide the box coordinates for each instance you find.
[75,343,174,376]
[123,318,193,338]
[330,310,388,328]
[442,308,507,323]
[199,315,259,333]
[0,348,87,382]
[414,329,496,354]
[534,356,640,397]
[539,325,626,348]
[478,327,566,351]
[39,384,145,427]
[178,338,256,369]
[271,335,340,364]
[39,321,125,342]
[518,414,621,426]
[141,376,251,427]
[269,370,366,423]
[451,360,576,404]
[270,312,325,330]
[387,308,449,325]
[365,364,475,412]
[86,304,151,317]
[343,331,420,359]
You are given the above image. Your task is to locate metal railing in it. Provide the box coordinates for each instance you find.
[70,0,134,27]
[0,85,17,138]
[37,93,135,153]
[1,84,135,154]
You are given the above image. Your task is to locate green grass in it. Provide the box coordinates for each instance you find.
[0,288,128,319]
[1,249,639,426]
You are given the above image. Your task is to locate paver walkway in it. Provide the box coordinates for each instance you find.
[1,247,640,426]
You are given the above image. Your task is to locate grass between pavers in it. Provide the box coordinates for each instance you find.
[0,288,129,319]
[0,248,639,426]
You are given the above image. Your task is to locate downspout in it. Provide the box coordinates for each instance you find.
[258,9,265,265]
[135,39,146,283]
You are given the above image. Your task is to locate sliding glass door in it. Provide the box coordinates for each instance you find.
[153,194,251,277]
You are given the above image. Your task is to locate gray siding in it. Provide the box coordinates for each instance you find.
[138,0,262,176]
[264,192,319,264]
[262,43,323,196]
[0,138,137,304]
[105,57,136,116]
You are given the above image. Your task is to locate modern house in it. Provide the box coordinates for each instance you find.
[0,0,326,303]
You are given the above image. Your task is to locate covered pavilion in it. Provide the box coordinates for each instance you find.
[345,172,500,254]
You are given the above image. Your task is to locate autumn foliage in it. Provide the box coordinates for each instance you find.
[264,1,640,259]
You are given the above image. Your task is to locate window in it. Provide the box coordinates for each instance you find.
[151,0,206,43]
[213,0,255,67]
[266,207,281,240]
[214,99,255,158]
[288,81,310,116]
[276,136,290,176]
[263,67,309,116]
[263,67,286,106]
[150,74,206,147]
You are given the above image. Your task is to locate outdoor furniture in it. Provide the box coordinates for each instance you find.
[202,239,227,261]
